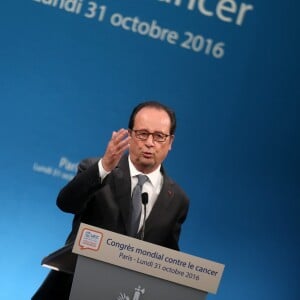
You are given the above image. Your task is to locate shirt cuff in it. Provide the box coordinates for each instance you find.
[98,158,111,181]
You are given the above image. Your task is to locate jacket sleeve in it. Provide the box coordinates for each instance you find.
[168,192,189,251]
[56,157,102,214]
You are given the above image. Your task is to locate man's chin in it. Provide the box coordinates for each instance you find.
[138,158,156,172]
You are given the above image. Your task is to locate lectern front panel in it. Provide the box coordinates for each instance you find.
[70,255,207,300]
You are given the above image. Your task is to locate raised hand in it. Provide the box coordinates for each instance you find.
[101,128,130,171]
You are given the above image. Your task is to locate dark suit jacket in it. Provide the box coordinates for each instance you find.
[58,154,189,250]
[32,154,189,299]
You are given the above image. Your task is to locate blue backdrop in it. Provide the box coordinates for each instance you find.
[0,0,299,299]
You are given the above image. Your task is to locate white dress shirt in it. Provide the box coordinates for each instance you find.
[98,156,163,231]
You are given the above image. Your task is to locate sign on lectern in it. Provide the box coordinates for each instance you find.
[67,223,225,300]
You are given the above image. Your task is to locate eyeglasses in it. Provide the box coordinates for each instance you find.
[131,129,171,143]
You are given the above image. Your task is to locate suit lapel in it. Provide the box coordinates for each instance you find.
[112,154,132,233]
[145,174,174,229]
[112,157,175,235]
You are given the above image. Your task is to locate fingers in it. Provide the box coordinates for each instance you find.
[110,129,130,152]
[102,129,130,171]
[111,128,128,144]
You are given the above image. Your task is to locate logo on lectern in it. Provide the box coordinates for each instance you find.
[79,228,103,251]
[117,285,145,300]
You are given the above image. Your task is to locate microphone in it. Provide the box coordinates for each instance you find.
[140,192,148,240]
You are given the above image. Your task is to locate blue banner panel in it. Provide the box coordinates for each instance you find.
[0,0,299,299]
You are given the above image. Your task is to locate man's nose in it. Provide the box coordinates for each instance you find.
[145,134,155,145]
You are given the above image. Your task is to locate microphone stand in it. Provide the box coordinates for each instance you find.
[140,192,148,240]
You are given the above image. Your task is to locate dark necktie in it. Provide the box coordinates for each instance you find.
[129,174,148,237]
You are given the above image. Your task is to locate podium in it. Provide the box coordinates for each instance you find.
[43,223,224,299]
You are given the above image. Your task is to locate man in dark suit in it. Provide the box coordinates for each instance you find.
[32,101,189,299]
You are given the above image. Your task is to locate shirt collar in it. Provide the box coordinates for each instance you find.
[128,156,161,187]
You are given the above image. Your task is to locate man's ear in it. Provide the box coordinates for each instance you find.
[169,135,175,150]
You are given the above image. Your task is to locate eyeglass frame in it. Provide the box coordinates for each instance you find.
[129,129,173,143]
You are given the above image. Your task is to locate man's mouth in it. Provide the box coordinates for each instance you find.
[142,152,153,158]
